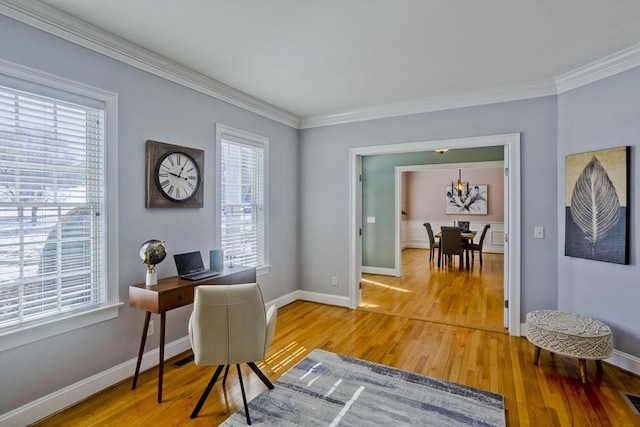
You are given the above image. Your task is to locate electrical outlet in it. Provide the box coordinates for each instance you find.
[331,276,338,286]
[147,320,154,336]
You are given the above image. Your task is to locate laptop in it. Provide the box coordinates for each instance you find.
[174,251,220,281]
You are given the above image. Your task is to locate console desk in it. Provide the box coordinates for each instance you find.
[129,265,256,403]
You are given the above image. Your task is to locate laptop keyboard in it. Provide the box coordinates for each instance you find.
[182,271,220,281]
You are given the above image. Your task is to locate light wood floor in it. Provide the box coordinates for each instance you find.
[33,251,640,426]
[361,248,505,333]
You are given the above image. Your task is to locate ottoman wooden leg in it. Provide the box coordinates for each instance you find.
[533,346,541,365]
[596,360,603,374]
[579,359,588,383]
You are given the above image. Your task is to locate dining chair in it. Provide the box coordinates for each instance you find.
[439,226,464,270]
[423,222,440,262]
[457,221,470,232]
[469,224,491,266]
[188,283,277,424]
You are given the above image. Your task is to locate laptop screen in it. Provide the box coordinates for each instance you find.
[174,251,205,275]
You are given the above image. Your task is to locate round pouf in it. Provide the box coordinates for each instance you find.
[526,310,613,383]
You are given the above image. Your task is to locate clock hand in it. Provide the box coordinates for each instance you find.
[168,172,188,181]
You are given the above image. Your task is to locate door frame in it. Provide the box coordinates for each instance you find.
[349,133,521,335]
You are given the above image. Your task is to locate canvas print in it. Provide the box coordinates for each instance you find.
[565,146,630,264]
[445,184,488,215]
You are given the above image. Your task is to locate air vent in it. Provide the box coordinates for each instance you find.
[622,392,640,416]
[171,354,194,368]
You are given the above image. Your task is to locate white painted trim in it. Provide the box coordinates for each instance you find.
[607,350,640,377]
[350,133,521,336]
[265,291,300,309]
[215,124,270,271]
[0,335,192,426]
[0,59,121,351]
[297,291,351,308]
[556,43,640,94]
[361,266,398,277]
[5,312,635,426]
[300,80,557,129]
[0,0,299,128]
[2,1,637,130]
[404,220,504,254]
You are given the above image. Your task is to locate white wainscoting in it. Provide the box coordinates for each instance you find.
[403,220,504,254]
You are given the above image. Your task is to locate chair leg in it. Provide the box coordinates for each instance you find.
[236,364,252,425]
[247,361,275,389]
[479,250,483,266]
[191,365,225,419]
[222,364,231,386]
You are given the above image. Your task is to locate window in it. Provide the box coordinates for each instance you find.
[0,61,119,350]
[216,124,268,273]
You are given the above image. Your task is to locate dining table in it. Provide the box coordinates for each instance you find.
[435,230,477,269]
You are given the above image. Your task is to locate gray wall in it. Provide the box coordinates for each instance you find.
[557,67,640,356]
[299,98,559,319]
[3,10,637,419]
[362,147,504,267]
[0,16,299,414]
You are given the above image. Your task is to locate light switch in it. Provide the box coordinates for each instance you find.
[367,217,376,224]
[534,226,544,239]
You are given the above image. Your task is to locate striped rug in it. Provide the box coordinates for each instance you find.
[222,349,505,426]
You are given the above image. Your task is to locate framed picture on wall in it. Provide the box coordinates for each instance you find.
[565,146,630,264]
[445,184,488,215]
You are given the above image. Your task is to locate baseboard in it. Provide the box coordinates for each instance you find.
[7,299,636,425]
[296,290,351,308]
[0,336,192,427]
[608,350,640,376]
[0,291,349,425]
[520,322,639,376]
[361,266,398,276]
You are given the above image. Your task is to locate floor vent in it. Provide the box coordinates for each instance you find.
[622,392,640,416]
[171,354,194,368]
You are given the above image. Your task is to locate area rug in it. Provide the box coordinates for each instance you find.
[221,349,505,426]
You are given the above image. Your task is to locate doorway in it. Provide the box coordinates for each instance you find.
[349,133,521,336]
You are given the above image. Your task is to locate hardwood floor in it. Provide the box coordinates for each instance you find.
[32,252,640,426]
[361,248,505,333]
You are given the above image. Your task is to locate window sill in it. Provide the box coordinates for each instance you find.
[0,302,124,352]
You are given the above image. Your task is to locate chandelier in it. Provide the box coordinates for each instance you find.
[452,169,469,198]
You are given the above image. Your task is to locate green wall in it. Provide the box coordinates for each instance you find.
[362,146,504,268]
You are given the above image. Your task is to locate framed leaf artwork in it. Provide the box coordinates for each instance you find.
[565,146,630,264]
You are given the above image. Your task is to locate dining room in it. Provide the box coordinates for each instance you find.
[361,161,507,333]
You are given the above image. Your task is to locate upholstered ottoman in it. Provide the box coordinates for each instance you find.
[526,310,613,383]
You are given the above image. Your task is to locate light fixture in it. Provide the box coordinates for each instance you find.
[435,148,449,154]
[452,169,469,198]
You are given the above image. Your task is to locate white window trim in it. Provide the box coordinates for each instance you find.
[215,124,270,276]
[0,59,120,352]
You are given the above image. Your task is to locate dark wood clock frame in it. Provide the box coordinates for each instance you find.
[145,140,204,208]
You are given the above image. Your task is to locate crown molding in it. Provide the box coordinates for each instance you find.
[2,1,638,130]
[0,0,300,128]
[555,42,640,94]
[299,79,557,129]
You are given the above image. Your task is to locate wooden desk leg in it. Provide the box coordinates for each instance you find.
[132,311,151,390]
[157,311,166,403]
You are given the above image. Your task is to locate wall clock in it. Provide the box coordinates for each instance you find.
[146,140,204,208]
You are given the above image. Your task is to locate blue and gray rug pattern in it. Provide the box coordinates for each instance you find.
[222,349,506,426]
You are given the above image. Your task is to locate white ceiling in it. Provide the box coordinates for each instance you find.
[40,0,640,120]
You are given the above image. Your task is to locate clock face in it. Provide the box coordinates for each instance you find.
[154,151,201,202]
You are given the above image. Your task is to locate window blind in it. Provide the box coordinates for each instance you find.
[220,138,264,267]
[0,85,106,330]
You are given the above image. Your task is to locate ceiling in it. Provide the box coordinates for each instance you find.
[39,0,640,120]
